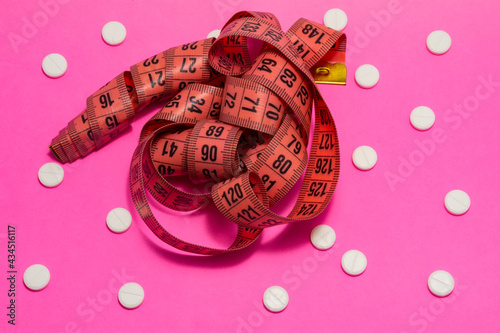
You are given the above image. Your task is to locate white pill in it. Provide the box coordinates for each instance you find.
[352,145,377,171]
[207,29,221,39]
[323,8,348,31]
[263,286,289,312]
[38,162,64,187]
[310,225,336,250]
[341,250,367,276]
[426,30,452,55]
[106,208,132,233]
[118,282,144,309]
[24,264,50,291]
[42,53,67,78]
[444,190,470,215]
[102,21,127,46]
[410,106,435,131]
[428,270,454,297]
[355,64,379,88]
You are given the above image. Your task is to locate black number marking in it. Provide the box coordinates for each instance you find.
[201,145,217,162]
[272,154,292,174]
[148,71,165,88]
[237,205,261,222]
[165,94,181,108]
[319,133,334,150]
[99,92,114,108]
[258,219,280,228]
[261,174,276,191]
[153,182,169,198]
[297,203,318,216]
[280,68,296,88]
[319,109,331,125]
[221,184,244,206]
[210,102,221,118]
[314,158,334,174]
[181,41,198,50]
[224,91,237,109]
[105,115,121,129]
[206,125,224,137]
[296,86,309,106]
[287,134,302,154]
[308,182,327,197]
[241,21,261,33]
[257,58,277,73]
[180,58,197,73]
[226,35,241,44]
[158,164,175,176]
[162,141,178,157]
[242,96,260,113]
[202,169,218,179]
[264,29,282,42]
[301,24,325,44]
[187,96,205,114]
[265,102,281,121]
[143,55,159,67]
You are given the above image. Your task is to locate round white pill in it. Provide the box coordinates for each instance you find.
[24,264,50,291]
[106,207,132,233]
[323,8,348,31]
[42,53,67,78]
[355,64,379,88]
[38,162,64,187]
[106,208,132,233]
[352,145,377,171]
[444,190,470,215]
[310,225,336,250]
[102,21,127,46]
[410,106,435,131]
[428,270,454,297]
[263,286,289,313]
[341,250,367,276]
[207,29,221,39]
[118,282,144,309]
[426,30,451,55]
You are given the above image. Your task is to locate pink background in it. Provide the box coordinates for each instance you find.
[2,0,500,332]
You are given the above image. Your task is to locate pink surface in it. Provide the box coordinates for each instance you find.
[1,0,500,332]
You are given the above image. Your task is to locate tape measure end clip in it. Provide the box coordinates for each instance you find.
[312,62,346,85]
[49,145,62,162]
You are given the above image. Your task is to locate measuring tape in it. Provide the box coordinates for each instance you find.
[49,11,346,255]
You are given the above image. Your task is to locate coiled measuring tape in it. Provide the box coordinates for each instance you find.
[49,11,346,255]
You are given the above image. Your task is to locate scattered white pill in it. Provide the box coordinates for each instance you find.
[102,21,127,46]
[341,250,367,276]
[444,190,471,215]
[38,162,64,187]
[263,286,289,313]
[24,264,50,291]
[426,30,452,55]
[352,145,377,171]
[106,208,132,233]
[428,270,455,297]
[42,53,67,78]
[355,64,380,88]
[323,8,348,31]
[207,29,221,39]
[310,225,336,250]
[118,282,144,309]
[410,106,435,131]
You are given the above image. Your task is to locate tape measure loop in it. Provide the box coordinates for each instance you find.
[51,11,346,254]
